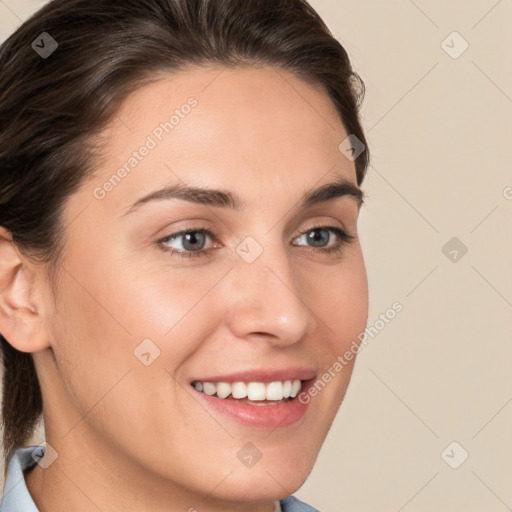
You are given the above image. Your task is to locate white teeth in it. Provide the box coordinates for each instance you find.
[231,382,248,399]
[247,382,266,400]
[266,381,283,401]
[216,382,231,399]
[290,380,301,398]
[282,380,292,398]
[192,379,303,401]
[202,382,217,396]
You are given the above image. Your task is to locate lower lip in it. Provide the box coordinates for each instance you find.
[191,380,314,429]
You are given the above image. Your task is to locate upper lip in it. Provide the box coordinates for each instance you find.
[190,367,316,384]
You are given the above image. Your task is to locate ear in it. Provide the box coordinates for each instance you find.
[0,226,52,353]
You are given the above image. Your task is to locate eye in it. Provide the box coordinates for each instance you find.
[158,226,217,259]
[293,225,356,255]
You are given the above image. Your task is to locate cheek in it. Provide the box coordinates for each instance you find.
[49,262,205,466]
[61,245,223,348]
[49,270,136,416]
[309,248,368,351]
[111,261,232,365]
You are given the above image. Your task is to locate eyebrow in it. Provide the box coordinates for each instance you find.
[122,176,364,215]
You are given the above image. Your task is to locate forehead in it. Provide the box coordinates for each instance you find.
[112,64,344,131]
[85,65,356,212]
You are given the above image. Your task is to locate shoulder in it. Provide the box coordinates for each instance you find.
[280,495,321,511]
[0,445,41,512]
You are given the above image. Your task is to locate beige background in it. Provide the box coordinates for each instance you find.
[1,0,511,510]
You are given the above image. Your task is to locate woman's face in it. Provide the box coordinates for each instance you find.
[34,65,368,508]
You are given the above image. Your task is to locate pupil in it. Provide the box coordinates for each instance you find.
[184,232,205,251]
[308,229,328,247]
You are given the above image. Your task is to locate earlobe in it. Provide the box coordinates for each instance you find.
[0,226,51,353]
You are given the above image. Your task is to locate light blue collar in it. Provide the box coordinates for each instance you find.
[0,446,40,512]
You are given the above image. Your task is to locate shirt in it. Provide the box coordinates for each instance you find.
[0,445,320,511]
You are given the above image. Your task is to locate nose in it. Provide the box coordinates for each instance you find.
[223,244,317,346]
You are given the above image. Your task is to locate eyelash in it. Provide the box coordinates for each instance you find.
[158,224,356,260]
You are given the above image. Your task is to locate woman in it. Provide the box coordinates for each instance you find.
[0,0,369,510]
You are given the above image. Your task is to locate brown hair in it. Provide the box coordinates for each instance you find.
[0,0,369,470]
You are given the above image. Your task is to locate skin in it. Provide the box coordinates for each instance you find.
[0,65,368,512]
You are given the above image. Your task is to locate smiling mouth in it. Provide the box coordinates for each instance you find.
[190,379,303,405]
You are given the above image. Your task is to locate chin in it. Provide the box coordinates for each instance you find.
[217,465,312,503]
[219,446,316,501]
